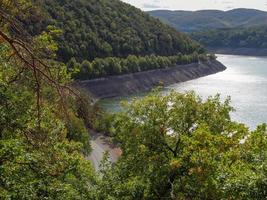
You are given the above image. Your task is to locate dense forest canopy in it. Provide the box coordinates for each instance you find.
[2,0,267,199]
[191,26,267,49]
[24,0,204,63]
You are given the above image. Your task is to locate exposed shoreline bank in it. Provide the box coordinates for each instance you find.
[77,60,226,99]
[209,47,267,57]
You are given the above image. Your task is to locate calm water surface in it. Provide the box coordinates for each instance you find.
[99,54,267,129]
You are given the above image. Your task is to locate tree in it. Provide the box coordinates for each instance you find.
[223,124,267,199]
[79,60,91,79]
[0,1,97,198]
[97,91,263,199]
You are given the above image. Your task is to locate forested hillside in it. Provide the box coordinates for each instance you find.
[25,0,203,63]
[149,8,267,52]
[148,8,267,32]
[2,1,267,199]
[191,26,267,49]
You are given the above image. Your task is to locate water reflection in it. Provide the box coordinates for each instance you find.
[99,54,267,129]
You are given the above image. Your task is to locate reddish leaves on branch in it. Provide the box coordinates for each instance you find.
[0,11,80,126]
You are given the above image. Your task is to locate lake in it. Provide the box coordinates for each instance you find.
[99,54,267,129]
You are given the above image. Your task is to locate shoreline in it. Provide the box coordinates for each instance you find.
[87,129,121,171]
[77,60,226,99]
[209,47,267,57]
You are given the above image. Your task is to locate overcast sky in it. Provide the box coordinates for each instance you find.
[121,0,267,11]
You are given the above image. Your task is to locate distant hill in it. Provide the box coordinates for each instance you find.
[148,9,267,32]
[191,26,267,49]
[24,0,203,63]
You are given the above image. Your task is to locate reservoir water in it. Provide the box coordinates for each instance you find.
[99,54,267,129]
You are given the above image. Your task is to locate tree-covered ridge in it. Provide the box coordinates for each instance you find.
[191,26,267,49]
[25,0,204,63]
[148,9,267,33]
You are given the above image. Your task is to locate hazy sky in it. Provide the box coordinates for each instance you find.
[121,0,267,11]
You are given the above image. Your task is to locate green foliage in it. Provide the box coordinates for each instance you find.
[0,109,96,199]
[68,53,214,80]
[2,1,267,199]
[24,0,204,63]
[223,124,267,199]
[0,59,96,199]
[20,0,213,80]
[92,113,116,135]
[96,91,266,199]
[66,112,91,155]
[0,4,97,198]
[191,26,267,49]
[0,0,32,18]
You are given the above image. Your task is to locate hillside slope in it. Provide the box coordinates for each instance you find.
[26,0,203,63]
[148,9,267,32]
[191,26,267,49]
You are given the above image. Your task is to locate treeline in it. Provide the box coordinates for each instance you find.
[191,26,267,48]
[68,53,216,80]
[22,0,204,63]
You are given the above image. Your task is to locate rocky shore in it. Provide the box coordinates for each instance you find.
[77,60,226,99]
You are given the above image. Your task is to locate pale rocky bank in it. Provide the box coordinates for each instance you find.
[77,60,226,99]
